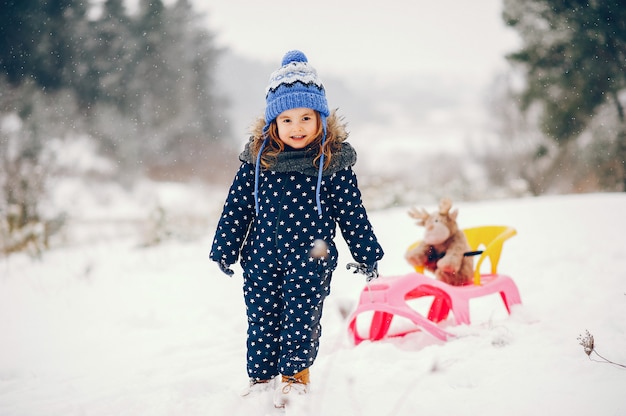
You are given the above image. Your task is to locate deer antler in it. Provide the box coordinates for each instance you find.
[408,207,430,226]
[438,197,452,215]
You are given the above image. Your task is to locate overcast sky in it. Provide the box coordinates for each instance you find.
[192,0,520,86]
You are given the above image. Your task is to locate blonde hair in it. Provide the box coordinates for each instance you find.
[251,111,340,170]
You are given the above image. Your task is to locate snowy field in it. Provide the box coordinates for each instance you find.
[1,188,625,416]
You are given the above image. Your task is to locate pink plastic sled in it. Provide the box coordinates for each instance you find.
[347,226,522,344]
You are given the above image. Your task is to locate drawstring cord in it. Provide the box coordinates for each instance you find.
[254,137,268,216]
[315,115,327,217]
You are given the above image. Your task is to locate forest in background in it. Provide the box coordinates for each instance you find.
[483,0,626,196]
[1,0,235,180]
[1,0,625,256]
[1,0,239,255]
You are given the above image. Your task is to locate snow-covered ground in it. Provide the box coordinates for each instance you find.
[1,187,625,416]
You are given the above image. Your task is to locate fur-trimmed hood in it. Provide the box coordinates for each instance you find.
[248,109,349,143]
[239,110,357,177]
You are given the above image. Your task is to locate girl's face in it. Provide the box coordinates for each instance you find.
[275,108,319,149]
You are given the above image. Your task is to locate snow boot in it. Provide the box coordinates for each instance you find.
[240,377,277,397]
[273,368,309,408]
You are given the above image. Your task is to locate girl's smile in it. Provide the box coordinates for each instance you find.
[276,108,319,149]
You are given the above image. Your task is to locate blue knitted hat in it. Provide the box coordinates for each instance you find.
[255,50,330,217]
[264,50,329,127]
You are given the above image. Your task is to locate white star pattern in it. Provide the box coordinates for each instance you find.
[210,163,383,379]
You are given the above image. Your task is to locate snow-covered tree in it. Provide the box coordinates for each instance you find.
[503,0,626,191]
[0,0,230,254]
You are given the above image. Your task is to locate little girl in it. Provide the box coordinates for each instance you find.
[210,50,384,408]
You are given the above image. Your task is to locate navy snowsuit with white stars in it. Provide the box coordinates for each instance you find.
[210,128,384,381]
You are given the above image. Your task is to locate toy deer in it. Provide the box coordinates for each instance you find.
[405,198,474,286]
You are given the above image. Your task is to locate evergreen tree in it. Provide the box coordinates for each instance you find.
[503,0,626,190]
[0,0,90,92]
[156,0,226,168]
[86,0,137,108]
[0,0,43,85]
[2,0,228,182]
[1,0,230,254]
[111,0,227,178]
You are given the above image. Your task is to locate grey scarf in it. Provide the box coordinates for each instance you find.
[239,141,357,177]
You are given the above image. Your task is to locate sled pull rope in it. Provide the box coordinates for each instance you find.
[429,250,483,262]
